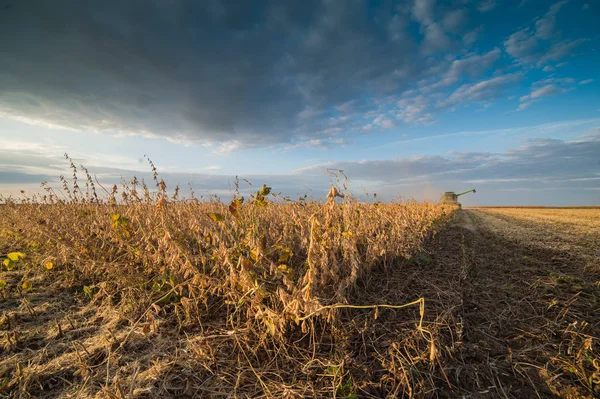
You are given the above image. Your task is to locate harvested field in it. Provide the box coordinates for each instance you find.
[1,192,599,398]
[437,209,600,398]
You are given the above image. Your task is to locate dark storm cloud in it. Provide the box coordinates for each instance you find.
[0,0,591,153]
[0,0,435,147]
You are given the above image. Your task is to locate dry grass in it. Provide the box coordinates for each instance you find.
[0,158,457,398]
[476,207,600,271]
[477,207,600,230]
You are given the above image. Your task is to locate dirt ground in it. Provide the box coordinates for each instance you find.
[432,209,600,398]
[1,208,599,398]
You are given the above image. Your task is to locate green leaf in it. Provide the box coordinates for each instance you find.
[151,280,162,292]
[277,264,293,275]
[208,213,224,222]
[336,378,356,398]
[0,280,7,290]
[418,253,431,264]
[83,285,94,299]
[254,198,268,207]
[3,258,15,271]
[7,252,25,261]
[259,184,271,196]
[263,318,276,336]
[277,247,293,263]
[250,247,261,262]
[228,197,244,217]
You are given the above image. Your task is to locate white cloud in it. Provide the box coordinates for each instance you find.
[422,22,452,53]
[395,53,513,122]
[505,33,587,67]
[440,74,522,108]
[463,26,483,46]
[410,0,454,54]
[411,0,436,25]
[579,79,594,85]
[542,65,555,72]
[504,2,587,67]
[334,100,358,114]
[535,0,568,40]
[380,119,396,129]
[387,13,409,42]
[0,140,66,154]
[284,137,348,151]
[517,102,532,111]
[440,48,501,87]
[421,48,501,92]
[477,0,496,12]
[297,107,323,120]
[396,95,435,124]
[447,48,501,78]
[538,39,588,65]
[504,29,538,62]
[375,119,600,147]
[518,77,575,110]
[373,114,396,129]
[215,140,245,154]
[442,9,468,33]
[533,77,575,85]
[520,84,566,102]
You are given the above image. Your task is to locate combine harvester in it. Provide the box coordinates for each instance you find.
[440,189,476,208]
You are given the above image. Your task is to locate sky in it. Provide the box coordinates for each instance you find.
[0,0,599,206]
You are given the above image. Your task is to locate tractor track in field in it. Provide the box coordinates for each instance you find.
[430,209,600,398]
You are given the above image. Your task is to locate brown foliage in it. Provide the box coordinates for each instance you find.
[0,161,457,397]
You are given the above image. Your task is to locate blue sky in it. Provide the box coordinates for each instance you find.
[0,0,599,205]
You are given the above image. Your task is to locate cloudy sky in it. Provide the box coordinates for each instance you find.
[0,0,599,205]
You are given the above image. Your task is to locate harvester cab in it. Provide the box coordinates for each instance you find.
[440,189,476,208]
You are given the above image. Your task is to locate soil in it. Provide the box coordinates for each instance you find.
[421,209,600,398]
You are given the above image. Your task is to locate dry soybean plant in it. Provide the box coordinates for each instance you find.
[0,156,458,397]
